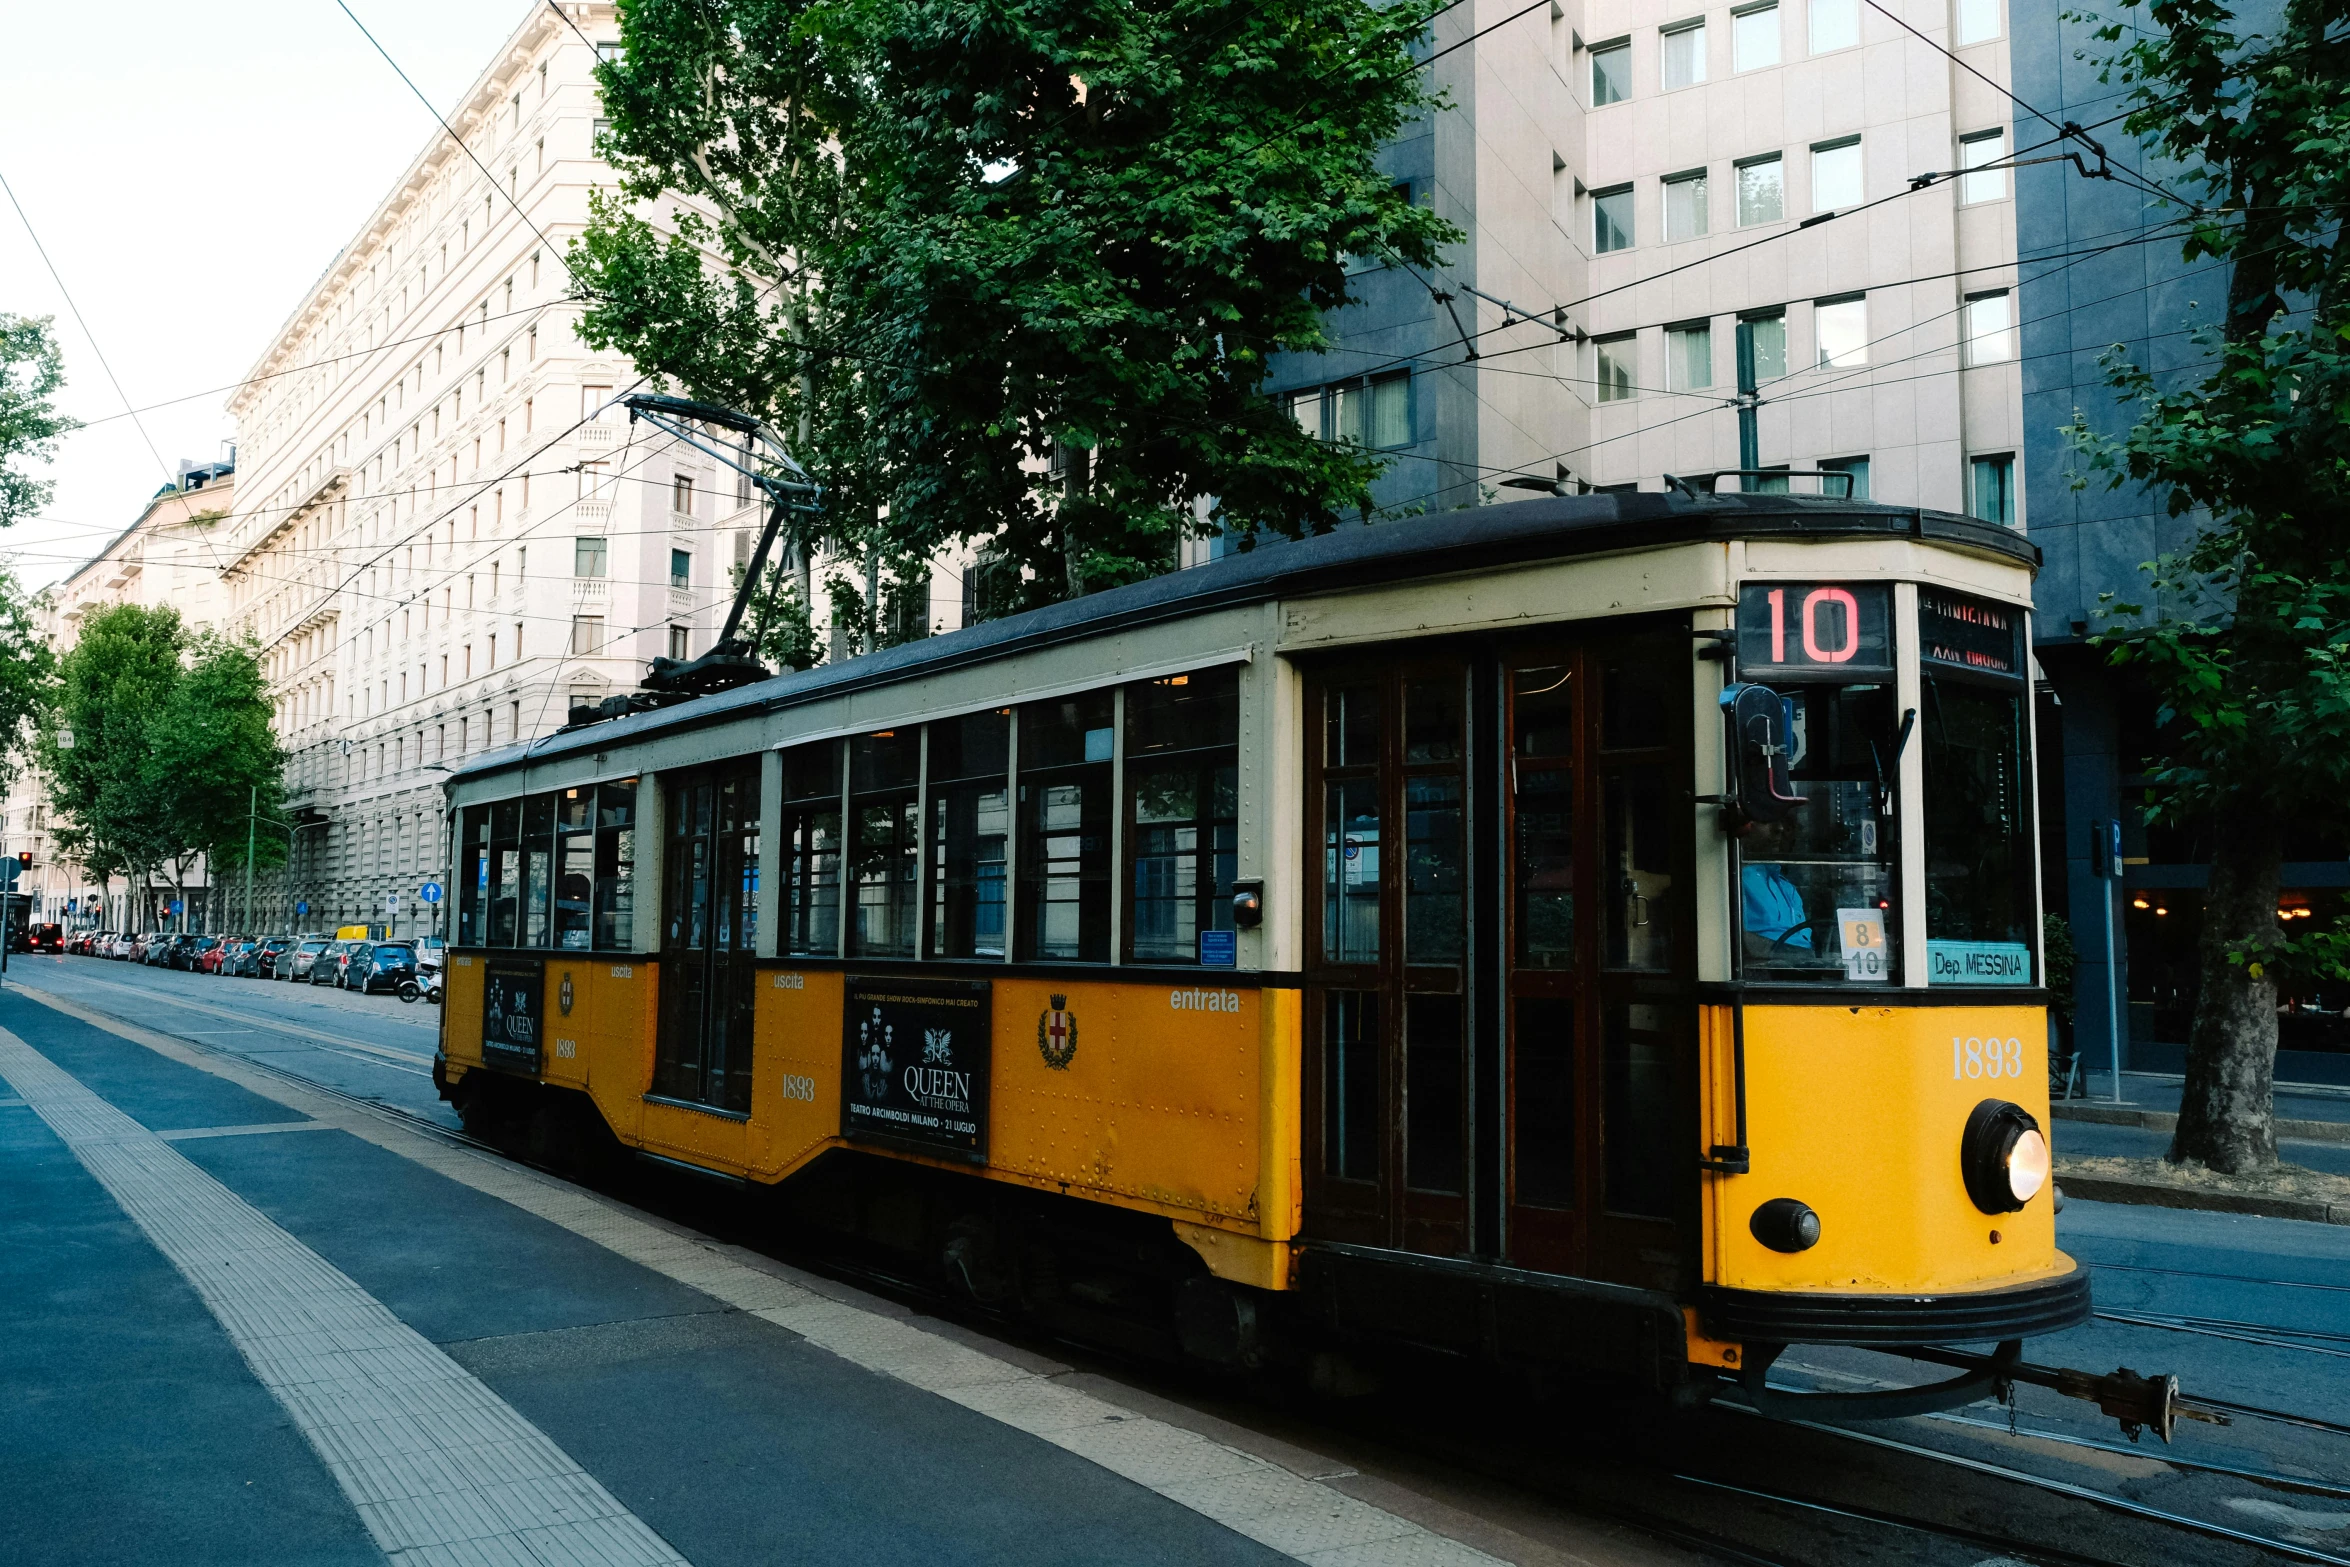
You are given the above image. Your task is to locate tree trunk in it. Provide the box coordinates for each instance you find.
[2168,808,2282,1172]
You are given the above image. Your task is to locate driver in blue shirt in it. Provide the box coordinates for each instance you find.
[1741,814,1813,958]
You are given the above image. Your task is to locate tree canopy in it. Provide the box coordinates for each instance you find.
[2066,0,2350,1171]
[41,603,284,905]
[573,0,1458,629]
[0,314,77,528]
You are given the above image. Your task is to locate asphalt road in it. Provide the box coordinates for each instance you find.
[12,951,2350,1566]
[1,952,457,1129]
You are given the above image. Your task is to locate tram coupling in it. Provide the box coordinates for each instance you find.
[1904,1346,2232,1443]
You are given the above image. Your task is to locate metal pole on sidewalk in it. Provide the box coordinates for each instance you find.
[244,785,257,937]
[2103,818,2125,1105]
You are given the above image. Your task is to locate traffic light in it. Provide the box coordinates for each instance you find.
[14,851,27,872]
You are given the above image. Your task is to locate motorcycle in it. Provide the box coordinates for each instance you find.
[399,962,445,1005]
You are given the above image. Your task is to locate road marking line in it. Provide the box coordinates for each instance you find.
[156,1120,341,1143]
[0,1026,692,1567]
[13,982,1509,1566]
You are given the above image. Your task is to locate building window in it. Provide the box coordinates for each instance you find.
[1590,37,1632,104]
[1810,0,1859,52]
[1334,375,1412,448]
[1960,130,2008,203]
[1970,454,2016,523]
[672,474,694,515]
[1666,321,1713,391]
[1955,0,2000,44]
[1735,154,1784,226]
[1593,184,1634,252]
[1739,310,1789,380]
[667,624,690,661]
[669,548,691,590]
[1820,456,1871,499]
[574,536,606,578]
[1290,389,1322,435]
[1663,170,1709,241]
[1965,290,2015,364]
[1661,21,1707,89]
[1593,333,1637,402]
[572,616,604,655]
[1733,3,1780,69]
[1815,295,1868,367]
[1812,137,1862,211]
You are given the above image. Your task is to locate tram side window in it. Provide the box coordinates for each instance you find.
[1920,589,2034,985]
[1600,656,1677,971]
[1323,683,1382,965]
[850,729,920,957]
[556,789,593,948]
[1733,582,1901,982]
[489,799,522,946]
[779,741,842,957]
[928,710,1010,959]
[1019,692,1113,962]
[521,794,555,947]
[1126,667,1239,964]
[457,806,488,945]
[594,779,635,949]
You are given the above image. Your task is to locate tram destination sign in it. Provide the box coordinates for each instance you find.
[841,976,993,1162]
[481,958,544,1072]
[1736,582,1893,677]
[1919,589,2024,679]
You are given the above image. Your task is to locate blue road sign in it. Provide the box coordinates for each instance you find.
[169,900,183,916]
[296,900,310,915]
[419,881,443,905]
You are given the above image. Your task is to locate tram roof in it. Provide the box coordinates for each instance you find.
[451,490,2034,785]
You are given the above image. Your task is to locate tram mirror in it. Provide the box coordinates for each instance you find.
[1721,682,1806,829]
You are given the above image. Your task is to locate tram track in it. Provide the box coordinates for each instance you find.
[39,976,2350,1567]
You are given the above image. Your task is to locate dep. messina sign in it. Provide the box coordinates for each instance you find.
[841,976,992,1161]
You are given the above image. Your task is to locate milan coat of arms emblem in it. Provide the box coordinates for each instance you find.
[1037,995,1077,1070]
[558,973,575,1016]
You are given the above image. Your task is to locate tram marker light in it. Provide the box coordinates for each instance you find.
[1750,1198,1821,1253]
[1230,880,1263,929]
[1961,1099,2049,1214]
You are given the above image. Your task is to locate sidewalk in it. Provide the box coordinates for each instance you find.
[2055,1070,2350,1144]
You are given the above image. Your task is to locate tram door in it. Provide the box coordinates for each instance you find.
[1304,635,1691,1288]
[655,762,761,1113]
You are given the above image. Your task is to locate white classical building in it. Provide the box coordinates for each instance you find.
[218,1,778,937]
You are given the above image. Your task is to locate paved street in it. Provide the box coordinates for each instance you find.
[8,953,2350,1567]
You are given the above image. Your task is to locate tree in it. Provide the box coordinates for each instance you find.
[0,314,77,527]
[43,602,184,895]
[2065,0,2350,1172]
[39,606,283,925]
[574,0,1457,625]
[0,564,56,797]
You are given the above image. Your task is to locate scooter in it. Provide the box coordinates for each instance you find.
[399,961,444,1005]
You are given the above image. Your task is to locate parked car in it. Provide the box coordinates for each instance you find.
[285,937,332,981]
[162,934,202,970]
[247,937,292,978]
[308,940,355,986]
[348,942,419,996]
[193,936,230,973]
[131,933,164,965]
[21,923,65,954]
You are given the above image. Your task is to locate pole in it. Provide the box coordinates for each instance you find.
[1734,320,1760,489]
[244,786,257,937]
[2102,818,2125,1104]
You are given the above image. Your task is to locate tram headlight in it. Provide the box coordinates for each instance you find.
[1961,1099,2050,1214]
[1749,1198,1821,1253]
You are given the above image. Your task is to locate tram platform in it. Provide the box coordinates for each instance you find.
[0,986,1567,1567]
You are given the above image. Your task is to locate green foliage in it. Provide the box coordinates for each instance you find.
[0,314,78,527]
[731,558,823,671]
[0,564,55,798]
[40,604,283,888]
[575,0,1460,623]
[2043,912,2078,1027]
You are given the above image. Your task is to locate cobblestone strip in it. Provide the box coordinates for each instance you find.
[0,1026,692,1567]
[17,986,1510,1567]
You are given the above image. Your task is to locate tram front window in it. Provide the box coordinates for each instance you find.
[1922,673,2034,982]
[1739,682,1899,981]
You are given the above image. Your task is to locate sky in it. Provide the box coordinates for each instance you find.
[0,0,546,591]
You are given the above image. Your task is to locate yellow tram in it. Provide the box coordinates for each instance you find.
[436,485,2083,1407]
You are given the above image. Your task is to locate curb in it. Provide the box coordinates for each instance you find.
[2057,1173,2350,1226]
[2050,1101,2350,1145]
